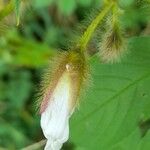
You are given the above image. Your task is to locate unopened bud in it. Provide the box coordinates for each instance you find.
[99,25,125,63]
[39,51,88,150]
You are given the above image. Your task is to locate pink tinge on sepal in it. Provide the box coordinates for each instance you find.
[40,92,52,114]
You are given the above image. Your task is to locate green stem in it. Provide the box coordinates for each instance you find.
[0,0,14,22]
[78,2,114,52]
[22,140,46,150]
[112,1,119,28]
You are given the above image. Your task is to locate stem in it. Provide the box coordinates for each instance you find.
[21,140,46,150]
[112,2,119,28]
[78,2,114,52]
[0,0,14,22]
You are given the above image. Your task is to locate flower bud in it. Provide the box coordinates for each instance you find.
[99,24,125,63]
[39,51,87,150]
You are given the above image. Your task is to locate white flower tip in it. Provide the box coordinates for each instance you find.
[41,73,72,150]
[44,139,63,150]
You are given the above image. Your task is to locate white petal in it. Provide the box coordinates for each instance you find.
[41,73,72,150]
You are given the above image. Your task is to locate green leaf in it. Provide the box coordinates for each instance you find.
[57,0,77,16]
[0,121,29,148]
[77,0,92,7]
[119,0,134,7]
[7,70,33,109]
[1,30,57,68]
[70,37,150,150]
[34,0,54,8]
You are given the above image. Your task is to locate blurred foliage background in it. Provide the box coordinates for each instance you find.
[0,0,150,149]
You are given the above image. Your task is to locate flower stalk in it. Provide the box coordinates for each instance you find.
[78,1,114,52]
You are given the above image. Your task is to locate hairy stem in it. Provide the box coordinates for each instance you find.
[79,2,114,52]
[112,1,120,28]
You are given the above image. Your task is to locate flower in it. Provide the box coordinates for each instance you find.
[40,51,87,150]
[41,72,71,150]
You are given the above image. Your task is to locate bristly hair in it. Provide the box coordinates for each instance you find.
[36,50,89,113]
[99,12,127,63]
[66,5,108,55]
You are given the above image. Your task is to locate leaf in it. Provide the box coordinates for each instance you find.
[0,30,57,68]
[57,0,77,16]
[34,0,54,8]
[120,1,150,29]
[6,70,33,109]
[0,121,29,148]
[119,0,134,7]
[69,37,150,150]
[77,0,92,7]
